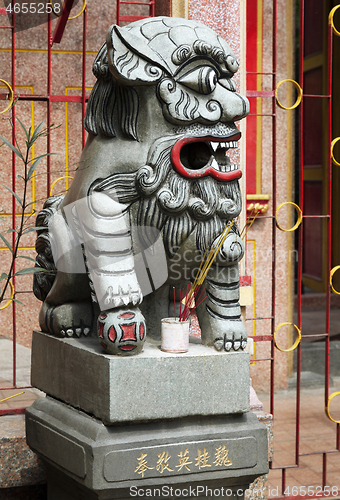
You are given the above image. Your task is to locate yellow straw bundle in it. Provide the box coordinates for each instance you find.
[185,220,234,307]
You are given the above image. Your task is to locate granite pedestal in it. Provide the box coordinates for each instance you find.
[26,397,267,500]
[26,332,269,499]
[30,331,250,424]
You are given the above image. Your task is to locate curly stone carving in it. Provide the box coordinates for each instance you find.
[172,44,193,65]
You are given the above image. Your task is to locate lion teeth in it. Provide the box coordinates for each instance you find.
[210,140,239,151]
[211,158,219,171]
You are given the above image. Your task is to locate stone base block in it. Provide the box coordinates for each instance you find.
[26,397,269,500]
[31,331,250,424]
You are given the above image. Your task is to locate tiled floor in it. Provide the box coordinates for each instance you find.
[0,379,41,410]
[259,383,340,495]
[0,337,43,413]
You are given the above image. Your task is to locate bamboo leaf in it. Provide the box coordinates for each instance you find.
[0,273,8,282]
[39,123,61,137]
[17,256,37,263]
[12,298,25,306]
[27,156,44,179]
[0,233,13,253]
[22,226,45,234]
[6,228,17,234]
[29,121,45,145]
[14,115,30,141]
[0,134,23,160]
[13,267,46,276]
[14,267,46,276]
[2,184,23,207]
[27,152,55,164]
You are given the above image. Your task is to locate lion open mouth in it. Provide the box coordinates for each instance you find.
[171,132,242,181]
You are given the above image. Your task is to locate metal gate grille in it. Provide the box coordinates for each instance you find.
[0,0,89,413]
[245,0,340,495]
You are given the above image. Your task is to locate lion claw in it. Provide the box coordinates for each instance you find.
[214,332,248,353]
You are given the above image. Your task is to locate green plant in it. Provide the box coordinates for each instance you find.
[0,115,60,309]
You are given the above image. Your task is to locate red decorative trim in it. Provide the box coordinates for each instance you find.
[98,322,104,338]
[171,134,242,181]
[246,0,259,195]
[119,345,136,351]
[120,323,137,341]
[108,326,117,342]
[240,276,252,287]
[119,312,135,320]
[140,323,145,340]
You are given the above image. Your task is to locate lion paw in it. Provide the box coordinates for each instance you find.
[213,320,247,352]
[39,301,96,338]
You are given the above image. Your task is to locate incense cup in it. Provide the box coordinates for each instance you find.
[161,318,190,353]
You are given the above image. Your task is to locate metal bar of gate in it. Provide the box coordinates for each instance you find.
[82,8,87,148]
[267,1,340,495]
[11,10,17,390]
[295,0,305,473]
[116,0,155,26]
[269,0,277,423]
[47,12,52,196]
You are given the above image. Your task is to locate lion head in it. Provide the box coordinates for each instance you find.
[85,17,249,256]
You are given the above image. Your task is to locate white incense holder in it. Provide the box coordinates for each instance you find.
[161,317,190,353]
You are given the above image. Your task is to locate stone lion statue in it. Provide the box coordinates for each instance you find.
[33,17,249,355]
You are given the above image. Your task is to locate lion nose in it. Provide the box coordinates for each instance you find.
[220,91,250,122]
[234,94,250,120]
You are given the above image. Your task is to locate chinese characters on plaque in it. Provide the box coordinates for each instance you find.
[135,446,232,478]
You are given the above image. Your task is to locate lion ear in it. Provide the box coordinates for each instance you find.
[106,25,170,85]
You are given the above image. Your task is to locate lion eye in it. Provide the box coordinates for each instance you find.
[178,67,218,94]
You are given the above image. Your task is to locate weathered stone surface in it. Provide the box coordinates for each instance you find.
[26,397,268,498]
[31,331,250,424]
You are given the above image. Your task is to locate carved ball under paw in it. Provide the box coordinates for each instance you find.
[97,307,146,355]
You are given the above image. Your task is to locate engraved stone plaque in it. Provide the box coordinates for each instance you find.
[103,437,257,482]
